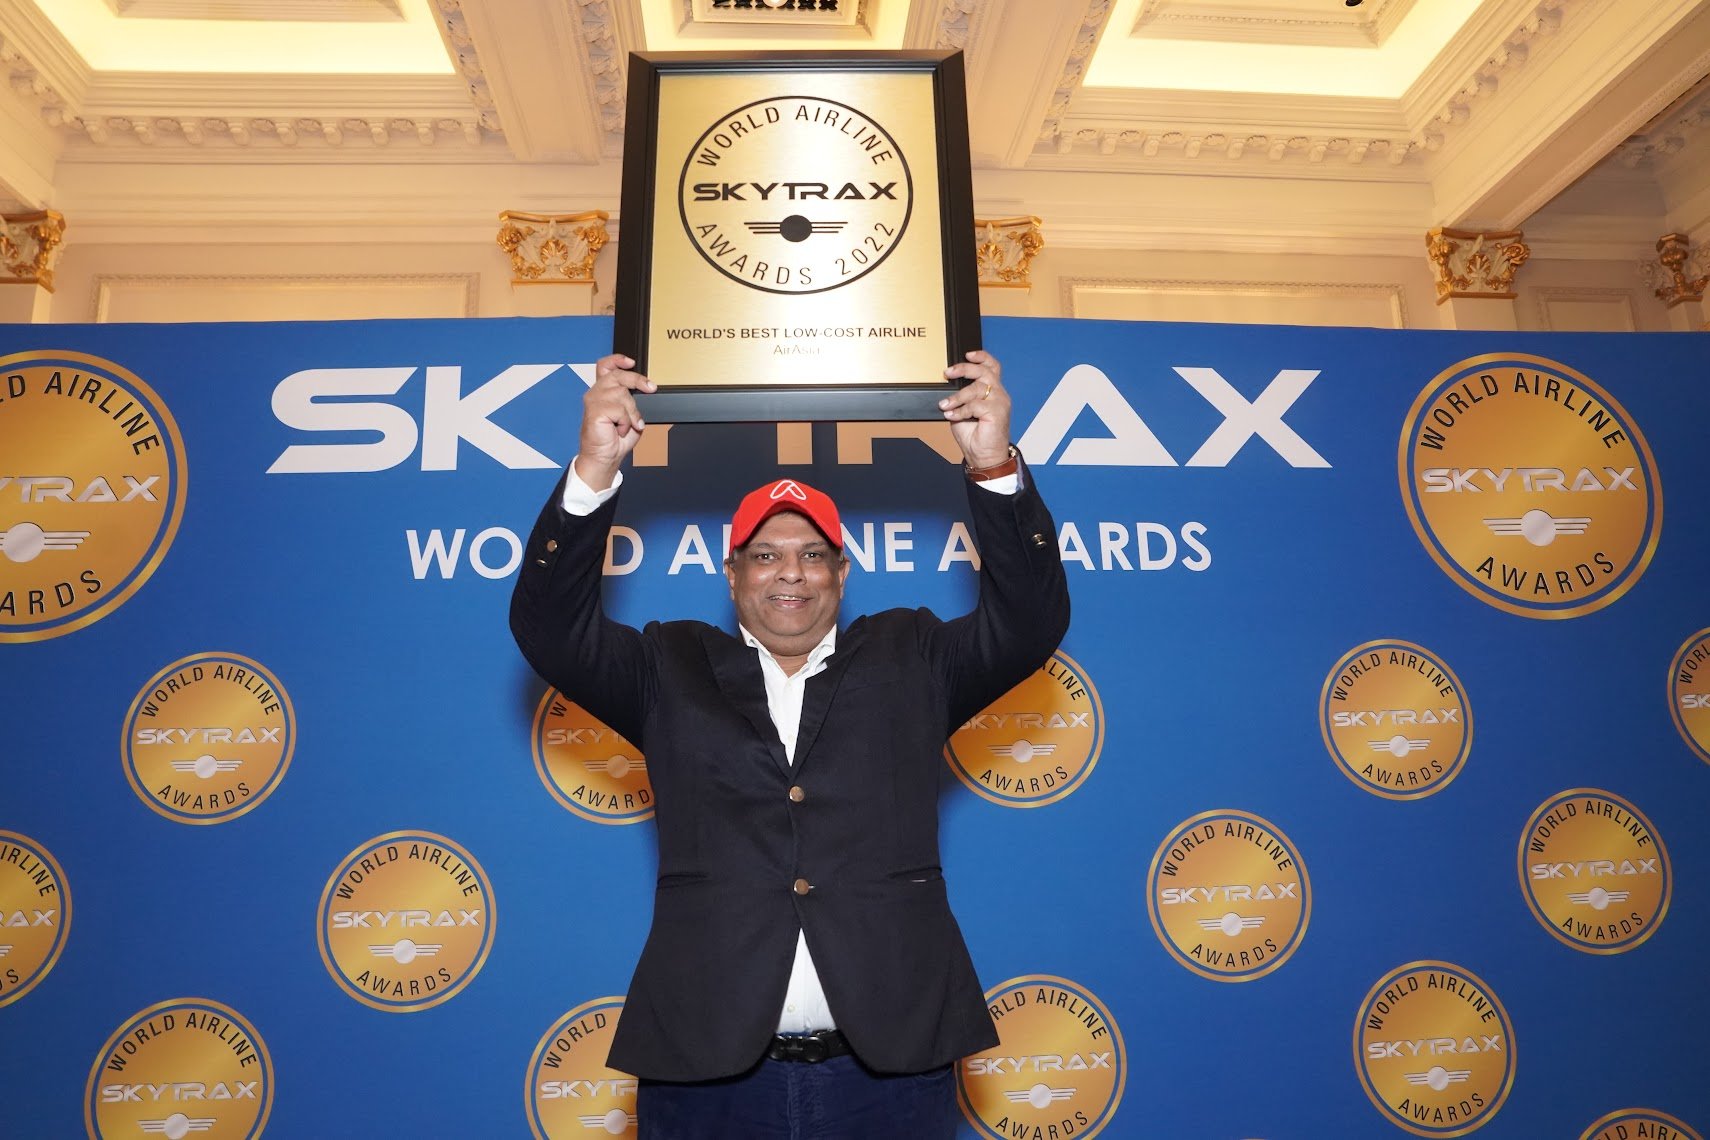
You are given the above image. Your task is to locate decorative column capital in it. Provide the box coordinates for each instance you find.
[1,211,67,292]
[497,210,610,284]
[1425,226,1529,304]
[1640,232,1709,307]
[975,216,1045,289]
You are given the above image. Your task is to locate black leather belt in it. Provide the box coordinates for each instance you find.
[766,1029,850,1064]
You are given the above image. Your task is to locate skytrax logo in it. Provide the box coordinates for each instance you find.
[265,362,1329,473]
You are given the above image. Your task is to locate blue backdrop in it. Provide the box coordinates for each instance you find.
[2,315,1707,1139]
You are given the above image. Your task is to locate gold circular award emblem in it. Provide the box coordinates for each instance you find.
[1668,628,1710,767]
[1519,788,1670,954]
[678,96,912,295]
[1399,354,1660,618]
[317,831,496,1012]
[1146,809,1311,981]
[0,351,187,642]
[84,997,273,1140]
[0,830,71,1008]
[526,997,635,1139]
[533,689,653,824]
[957,976,1125,1140]
[1581,1109,1704,1140]
[1355,961,1516,1137]
[1320,640,1472,800]
[944,651,1104,808]
[122,653,294,824]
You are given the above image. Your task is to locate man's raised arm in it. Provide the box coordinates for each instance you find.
[508,354,662,745]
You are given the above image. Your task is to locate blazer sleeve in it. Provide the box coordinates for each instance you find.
[923,459,1071,732]
[508,472,658,745]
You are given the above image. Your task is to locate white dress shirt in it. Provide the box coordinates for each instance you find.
[742,623,842,1034]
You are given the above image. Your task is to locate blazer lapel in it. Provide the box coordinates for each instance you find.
[792,619,866,777]
[706,631,790,779]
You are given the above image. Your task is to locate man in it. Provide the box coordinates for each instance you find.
[510,350,1069,1138]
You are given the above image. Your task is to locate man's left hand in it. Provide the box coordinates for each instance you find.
[939,350,1011,469]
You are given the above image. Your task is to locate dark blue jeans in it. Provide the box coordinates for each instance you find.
[637,1055,959,1139]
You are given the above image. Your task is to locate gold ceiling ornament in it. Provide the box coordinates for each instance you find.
[1425,226,1530,303]
[1641,232,1709,307]
[0,211,67,292]
[974,215,1045,288]
[496,210,610,284]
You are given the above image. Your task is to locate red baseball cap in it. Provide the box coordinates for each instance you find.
[730,478,843,551]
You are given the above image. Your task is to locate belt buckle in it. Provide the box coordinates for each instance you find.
[772,1032,833,1063]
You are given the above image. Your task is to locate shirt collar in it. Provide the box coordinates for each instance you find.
[739,623,838,671]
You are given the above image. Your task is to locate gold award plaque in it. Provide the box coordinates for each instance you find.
[617,53,980,422]
[653,72,941,386]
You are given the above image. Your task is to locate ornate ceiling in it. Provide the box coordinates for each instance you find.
[1,0,1708,258]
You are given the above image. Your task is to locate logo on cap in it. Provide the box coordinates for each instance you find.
[770,480,808,502]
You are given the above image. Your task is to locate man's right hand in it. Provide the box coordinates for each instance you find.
[574,353,657,492]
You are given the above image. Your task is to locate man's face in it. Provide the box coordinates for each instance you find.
[725,511,849,661]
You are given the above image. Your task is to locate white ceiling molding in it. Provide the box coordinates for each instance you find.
[1615,75,1710,169]
[1401,0,1577,157]
[436,0,504,139]
[1035,0,1118,152]
[1038,88,1421,171]
[570,0,637,156]
[1431,0,1710,230]
[103,1,406,20]
[0,0,495,152]
[1034,2,1591,169]
[1129,0,1417,49]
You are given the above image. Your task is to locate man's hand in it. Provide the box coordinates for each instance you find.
[575,353,657,491]
[938,350,1011,469]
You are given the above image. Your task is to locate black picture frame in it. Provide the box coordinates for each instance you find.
[614,50,981,423]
